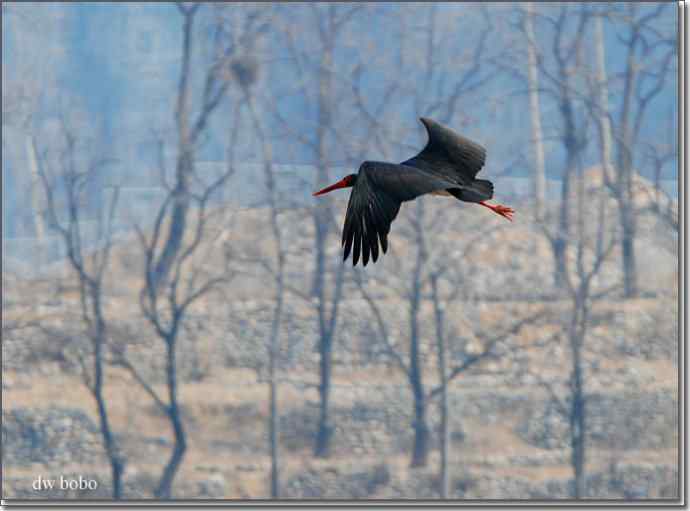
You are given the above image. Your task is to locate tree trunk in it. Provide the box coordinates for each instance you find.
[617,43,639,298]
[553,239,567,289]
[269,348,280,497]
[155,409,186,499]
[267,229,283,497]
[410,377,429,468]
[246,84,284,497]
[409,214,429,468]
[314,330,334,457]
[570,342,586,498]
[153,153,192,291]
[155,333,187,499]
[267,227,283,497]
[569,303,587,498]
[153,8,195,292]
[92,312,124,499]
[312,31,338,458]
[25,133,46,240]
[438,375,449,498]
[313,265,344,458]
[525,2,546,221]
[621,213,637,298]
[311,36,333,298]
[94,390,124,498]
[553,162,572,288]
[620,137,637,297]
[431,277,449,498]
[553,67,581,289]
[593,13,614,184]
[617,140,638,298]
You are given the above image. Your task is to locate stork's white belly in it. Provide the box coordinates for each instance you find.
[430,190,452,196]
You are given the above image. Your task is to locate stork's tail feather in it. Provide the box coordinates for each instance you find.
[469,179,493,200]
[449,179,494,203]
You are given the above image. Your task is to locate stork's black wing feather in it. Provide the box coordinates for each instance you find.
[401,117,487,183]
[342,161,458,266]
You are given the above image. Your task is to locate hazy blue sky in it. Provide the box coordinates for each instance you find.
[2,3,678,239]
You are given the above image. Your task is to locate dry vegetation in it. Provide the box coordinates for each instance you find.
[2,173,679,500]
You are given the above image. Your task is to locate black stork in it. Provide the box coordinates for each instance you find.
[313,117,514,266]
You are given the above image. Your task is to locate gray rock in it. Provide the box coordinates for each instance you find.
[3,407,103,468]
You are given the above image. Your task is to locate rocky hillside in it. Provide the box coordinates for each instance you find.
[2,175,679,500]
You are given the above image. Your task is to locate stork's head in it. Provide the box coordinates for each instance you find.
[312,174,357,196]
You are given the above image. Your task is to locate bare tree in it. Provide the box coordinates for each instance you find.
[345,4,512,470]
[273,3,366,458]
[308,4,364,458]
[119,150,233,498]
[643,139,678,230]
[532,165,618,498]
[592,10,615,197]
[149,2,259,292]
[273,3,500,461]
[241,68,285,497]
[429,273,450,498]
[526,4,592,289]
[1,6,60,239]
[111,3,261,497]
[594,4,676,297]
[430,266,538,497]
[531,7,674,479]
[571,184,617,498]
[356,199,544,471]
[409,202,431,468]
[564,174,614,498]
[523,2,546,221]
[36,118,125,498]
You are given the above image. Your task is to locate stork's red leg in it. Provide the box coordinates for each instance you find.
[479,201,514,221]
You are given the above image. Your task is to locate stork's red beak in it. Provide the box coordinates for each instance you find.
[313,177,351,196]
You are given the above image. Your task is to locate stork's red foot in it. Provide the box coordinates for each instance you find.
[493,204,514,221]
[479,201,514,222]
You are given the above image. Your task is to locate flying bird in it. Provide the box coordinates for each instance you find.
[313,117,514,266]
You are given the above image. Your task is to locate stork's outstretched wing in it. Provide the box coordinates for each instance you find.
[401,117,487,184]
[342,161,457,266]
